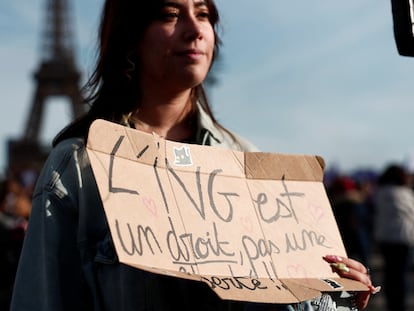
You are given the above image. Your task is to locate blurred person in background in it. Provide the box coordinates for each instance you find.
[328,175,372,267]
[374,163,414,311]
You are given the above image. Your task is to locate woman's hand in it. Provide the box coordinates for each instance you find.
[323,255,381,310]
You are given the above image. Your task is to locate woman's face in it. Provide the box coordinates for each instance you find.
[139,0,216,93]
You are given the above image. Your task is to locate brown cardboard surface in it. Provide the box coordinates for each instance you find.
[86,119,368,304]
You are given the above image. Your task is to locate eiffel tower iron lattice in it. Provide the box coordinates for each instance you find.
[7,0,85,175]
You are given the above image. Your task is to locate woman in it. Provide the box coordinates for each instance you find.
[11,0,376,310]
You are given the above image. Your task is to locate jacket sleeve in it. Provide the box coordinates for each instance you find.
[10,139,88,311]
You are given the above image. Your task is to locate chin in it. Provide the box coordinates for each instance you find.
[178,72,208,88]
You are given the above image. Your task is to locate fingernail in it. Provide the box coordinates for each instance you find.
[330,263,349,272]
[370,285,381,294]
[324,255,343,262]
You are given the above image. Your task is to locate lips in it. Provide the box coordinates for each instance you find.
[178,48,203,55]
[176,49,205,60]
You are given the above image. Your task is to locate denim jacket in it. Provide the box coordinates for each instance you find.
[10,107,356,311]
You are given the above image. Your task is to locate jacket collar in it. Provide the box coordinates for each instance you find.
[196,102,224,145]
[121,101,224,145]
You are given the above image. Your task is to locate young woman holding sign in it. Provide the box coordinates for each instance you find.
[11,0,378,310]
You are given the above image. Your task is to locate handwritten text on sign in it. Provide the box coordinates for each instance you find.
[86,120,359,303]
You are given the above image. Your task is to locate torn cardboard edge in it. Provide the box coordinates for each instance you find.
[125,262,367,304]
[245,152,326,181]
[86,119,369,304]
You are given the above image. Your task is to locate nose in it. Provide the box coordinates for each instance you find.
[182,15,203,41]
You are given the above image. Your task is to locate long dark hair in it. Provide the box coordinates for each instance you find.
[53,0,224,146]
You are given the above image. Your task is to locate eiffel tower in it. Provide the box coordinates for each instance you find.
[7,0,85,177]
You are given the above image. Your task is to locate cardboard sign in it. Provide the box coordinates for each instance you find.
[86,119,367,304]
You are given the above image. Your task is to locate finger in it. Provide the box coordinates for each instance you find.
[330,263,372,286]
[340,257,369,275]
[356,291,371,310]
[323,255,372,286]
[323,255,370,276]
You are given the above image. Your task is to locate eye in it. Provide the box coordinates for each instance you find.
[197,9,210,21]
[159,9,179,21]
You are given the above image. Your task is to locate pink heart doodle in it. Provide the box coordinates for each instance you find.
[308,203,324,223]
[286,264,312,286]
[142,197,158,217]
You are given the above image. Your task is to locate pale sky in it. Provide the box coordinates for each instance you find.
[1,0,414,176]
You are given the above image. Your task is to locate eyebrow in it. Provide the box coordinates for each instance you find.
[163,0,208,9]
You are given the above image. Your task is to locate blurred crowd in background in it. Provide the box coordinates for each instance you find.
[1,161,414,310]
[0,168,36,310]
[326,163,414,311]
